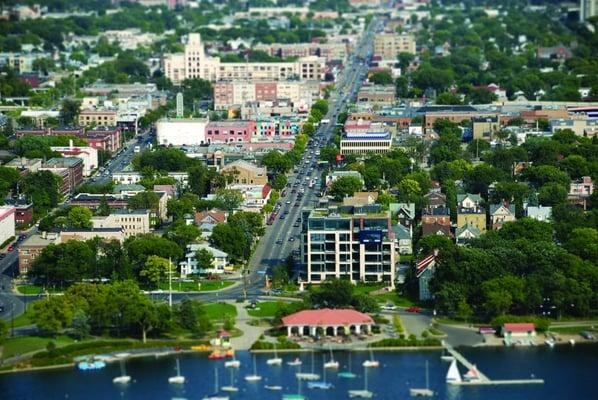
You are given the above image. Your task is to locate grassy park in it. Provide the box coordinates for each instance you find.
[204,302,237,321]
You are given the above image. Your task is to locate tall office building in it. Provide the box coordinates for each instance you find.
[580,0,598,21]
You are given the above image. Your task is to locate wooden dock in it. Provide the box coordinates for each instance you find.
[442,342,544,386]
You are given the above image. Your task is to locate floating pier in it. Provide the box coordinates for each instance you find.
[443,342,544,386]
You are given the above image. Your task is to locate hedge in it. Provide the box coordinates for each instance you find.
[368,338,442,348]
[250,339,300,350]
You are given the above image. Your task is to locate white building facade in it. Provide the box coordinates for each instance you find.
[0,206,16,246]
[156,118,208,146]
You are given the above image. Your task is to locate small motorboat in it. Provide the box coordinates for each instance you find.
[264,385,282,391]
[362,349,379,368]
[169,358,186,384]
[112,360,131,384]
[545,339,555,348]
[569,339,576,346]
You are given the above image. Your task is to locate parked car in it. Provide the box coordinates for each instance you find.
[7,245,14,252]
[580,331,596,340]
[406,306,421,313]
[0,253,5,259]
[382,303,397,311]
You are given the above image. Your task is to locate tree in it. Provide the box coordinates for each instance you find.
[210,224,251,263]
[215,189,243,213]
[32,296,74,335]
[271,174,288,191]
[125,234,182,275]
[67,206,93,229]
[140,255,173,289]
[468,89,498,104]
[320,145,339,164]
[228,211,265,238]
[178,299,199,333]
[0,319,7,344]
[565,228,598,262]
[397,52,414,71]
[59,98,81,126]
[436,92,462,105]
[21,171,60,218]
[262,150,292,174]
[463,164,505,197]
[329,176,363,201]
[71,310,91,339]
[96,196,111,216]
[195,248,214,271]
[538,183,568,206]
[309,279,354,309]
[272,264,289,288]
[127,191,160,213]
[369,71,393,85]
[166,220,200,249]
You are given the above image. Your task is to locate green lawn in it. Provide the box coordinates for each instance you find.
[247,301,283,318]
[353,283,387,295]
[203,303,237,321]
[11,305,36,327]
[549,326,598,335]
[158,280,234,292]
[1,335,74,359]
[17,285,62,295]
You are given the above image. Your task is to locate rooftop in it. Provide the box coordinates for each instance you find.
[281,308,373,326]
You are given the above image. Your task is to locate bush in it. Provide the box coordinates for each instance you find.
[421,330,429,338]
[250,339,300,350]
[373,314,389,324]
[393,316,404,333]
[368,338,442,348]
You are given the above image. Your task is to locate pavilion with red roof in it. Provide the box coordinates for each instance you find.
[281,308,374,337]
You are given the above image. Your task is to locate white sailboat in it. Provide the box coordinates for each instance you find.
[287,357,302,367]
[308,354,333,390]
[203,367,229,400]
[168,358,186,384]
[296,351,320,380]
[410,360,434,397]
[244,355,262,382]
[362,349,379,368]
[221,368,238,392]
[265,385,283,391]
[348,366,373,398]
[224,353,240,368]
[112,359,131,384]
[267,344,282,366]
[445,359,461,384]
[324,346,339,369]
[338,352,357,379]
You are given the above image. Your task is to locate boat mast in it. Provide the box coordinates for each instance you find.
[425,360,429,390]
[214,367,219,393]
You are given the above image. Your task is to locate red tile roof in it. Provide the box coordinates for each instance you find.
[281,308,373,326]
[503,323,535,332]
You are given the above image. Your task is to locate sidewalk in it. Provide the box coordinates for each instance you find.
[229,301,268,350]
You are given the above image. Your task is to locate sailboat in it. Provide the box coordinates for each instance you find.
[168,358,186,384]
[267,344,282,366]
[362,349,379,368]
[244,355,262,382]
[440,348,455,362]
[348,366,373,398]
[296,351,320,380]
[265,384,283,391]
[308,354,333,390]
[338,352,357,379]
[224,352,240,368]
[203,367,229,400]
[282,372,306,400]
[221,368,238,392]
[287,357,302,367]
[463,364,481,382]
[324,346,339,369]
[410,360,434,397]
[112,359,131,384]
[445,359,462,385]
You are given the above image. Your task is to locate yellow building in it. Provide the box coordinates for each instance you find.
[457,211,486,233]
[472,116,500,140]
[374,33,416,59]
[221,160,268,185]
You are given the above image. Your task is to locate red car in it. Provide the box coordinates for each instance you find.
[406,306,421,313]
[7,245,14,252]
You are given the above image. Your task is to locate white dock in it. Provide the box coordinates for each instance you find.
[443,342,544,386]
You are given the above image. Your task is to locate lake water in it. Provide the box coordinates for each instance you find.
[1,345,597,399]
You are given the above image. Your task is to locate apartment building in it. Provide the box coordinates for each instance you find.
[156,118,208,146]
[340,124,393,155]
[301,204,396,287]
[91,209,151,237]
[357,85,396,105]
[39,158,84,195]
[255,117,302,138]
[50,140,98,176]
[205,120,256,143]
[163,34,325,84]
[254,42,348,62]
[374,33,416,59]
[221,160,268,185]
[213,80,320,110]
[0,206,15,247]
[78,110,118,127]
[16,127,122,152]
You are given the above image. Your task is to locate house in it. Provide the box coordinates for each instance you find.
[455,223,481,246]
[502,323,536,345]
[422,221,452,237]
[457,194,486,232]
[393,223,412,254]
[423,191,446,208]
[525,206,552,222]
[221,160,268,185]
[416,252,437,301]
[326,170,364,187]
[194,210,226,226]
[229,184,272,212]
[389,203,415,228]
[179,243,229,277]
[421,206,451,237]
[489,203,516,229]
[569,176,594,209]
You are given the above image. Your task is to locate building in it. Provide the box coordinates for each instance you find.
[50,141,99,176]
[282,308,374,337]
[325,170,364,187]
[569,176,594,209]
[340,129,392,156]
[39,158,84,195]
[525,206,552,221]
[550,117,598,137]
[301,204,396,287]
[502,323,536,345]
[205,120,256,144]
[213,80,320,111]
[254,42,348,63]
[457,194,486,232]
[156,118,208,146]
[229,184,272,212]
[536,44,573,60]
[15,127,122,152]
[0,206,16,247]
[393,223,412,254]
[255,117,302,138]
[91,209,151,237]
[421,206,451,237]
[580,0,598,21]
[4,157,43,173]
[59,228,124,243]
[389,203,415,229]
[489,203,516,229]
[163,33,325,84]
[78,110,118,127]
[112,171,189,187]
[455,223,481,246]
[179,243,229,277]
[472,116,500,140]
[18,232,61,274]
[194,210,226,226]
[416,252,436,301]
[221,160,268,185]
[342,192,378,206]
[71,192,168,221]
[374,33,416,59]
[4,200,33,225]
[423,192,447,208]
[357,85,396,105]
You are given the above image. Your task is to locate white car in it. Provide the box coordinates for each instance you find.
[382,303,397,311]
